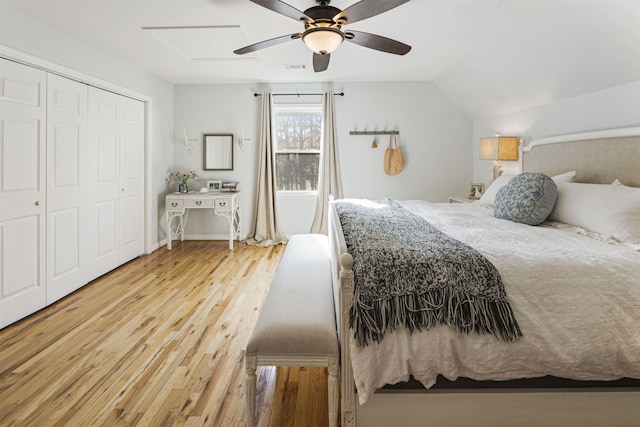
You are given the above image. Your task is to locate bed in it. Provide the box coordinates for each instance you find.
[328,127,640,427]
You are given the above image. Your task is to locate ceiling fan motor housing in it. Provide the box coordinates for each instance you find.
[303,5,342,24]
[301,4,345,55]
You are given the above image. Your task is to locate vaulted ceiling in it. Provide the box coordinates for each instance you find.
[2,0,639,118]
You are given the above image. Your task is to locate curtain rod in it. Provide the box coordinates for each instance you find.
[253,92,344,97]
[349,130,399,136]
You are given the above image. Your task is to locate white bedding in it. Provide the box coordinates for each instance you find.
[349,201,640,404]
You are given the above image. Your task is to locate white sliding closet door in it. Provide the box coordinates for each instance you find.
[46,74,88,304]
[0,58,146,329]
[118,96,145,264]
[0,59,47,328]
[88,88,119,278]
[87,87,144,281]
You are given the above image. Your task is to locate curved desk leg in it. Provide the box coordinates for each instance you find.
[181,210,188,242]
[167,211,185,250]
[214,200,240,250]
[215,209,235,250]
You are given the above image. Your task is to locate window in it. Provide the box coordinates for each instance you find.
[272,104,322,192]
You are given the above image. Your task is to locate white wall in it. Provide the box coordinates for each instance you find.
[173,84,259,239]
[336,82,472,202]
[473,81,640,185]
[174,81,472,237]
[0,3,174,250]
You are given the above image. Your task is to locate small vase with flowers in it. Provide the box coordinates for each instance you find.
[167,169,200,193]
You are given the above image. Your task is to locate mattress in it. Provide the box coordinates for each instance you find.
[345,201,640,404]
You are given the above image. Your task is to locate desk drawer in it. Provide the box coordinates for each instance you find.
[167,199,184,211]
[185,198,214,208]
[214,198,233,211]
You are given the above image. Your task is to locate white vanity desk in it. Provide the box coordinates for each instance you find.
[166,192,240,250]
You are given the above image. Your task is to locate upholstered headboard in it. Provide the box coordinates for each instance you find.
[522,128,640,187]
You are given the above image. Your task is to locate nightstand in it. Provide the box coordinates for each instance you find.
[449,196,476,204]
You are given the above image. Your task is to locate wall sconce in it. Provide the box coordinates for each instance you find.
[238,128,251,152]
[479,135,520,180]
[182,127,198,153]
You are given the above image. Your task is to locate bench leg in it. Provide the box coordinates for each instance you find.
[328,356,340,427]
[245,355,257,426]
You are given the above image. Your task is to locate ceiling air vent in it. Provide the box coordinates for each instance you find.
[284,64,306,70]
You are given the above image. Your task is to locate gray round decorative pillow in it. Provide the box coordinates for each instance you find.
[494,173,558,225]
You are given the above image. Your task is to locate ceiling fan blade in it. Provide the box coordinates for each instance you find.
[334,0,411,25]
[234,33,302,55]
[345,30,411,55]
[250,0,309,21]
[313,53,330,72]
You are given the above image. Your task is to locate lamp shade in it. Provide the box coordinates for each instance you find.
[302,27,344,55]
[479,136,520,161]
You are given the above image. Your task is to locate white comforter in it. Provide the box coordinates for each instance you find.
[350,201,640,404]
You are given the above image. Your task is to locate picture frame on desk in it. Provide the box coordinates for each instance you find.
[468,182,485,200]
[207,180,222,191]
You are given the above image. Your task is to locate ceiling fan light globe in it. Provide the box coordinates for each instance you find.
[302,27,344,54]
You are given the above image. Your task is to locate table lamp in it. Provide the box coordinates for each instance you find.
[479,135,520,180]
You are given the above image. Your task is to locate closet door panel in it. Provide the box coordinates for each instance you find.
[50,208,79,274]
[87,87,120,281]
[97,200,117,257]
[119,97,144,262]
[1,216,42,324]
[2,217,40,294]
[46,74,88,304]
[2,119,40,196]
[0,59,46,328]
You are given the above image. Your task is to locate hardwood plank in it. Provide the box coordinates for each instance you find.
[0,241,332,426]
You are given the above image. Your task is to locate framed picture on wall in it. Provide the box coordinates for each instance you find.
[468,182,485,200]
[207,180,223,191]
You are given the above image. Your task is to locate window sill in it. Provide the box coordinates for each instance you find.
[276,191,318,198]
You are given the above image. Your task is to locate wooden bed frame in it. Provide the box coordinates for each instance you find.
[328,127,640,427]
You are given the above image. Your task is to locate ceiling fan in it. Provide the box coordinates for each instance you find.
[234,0,412,72]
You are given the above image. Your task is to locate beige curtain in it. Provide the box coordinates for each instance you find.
[310,91,343,234]
[246,92,287,247]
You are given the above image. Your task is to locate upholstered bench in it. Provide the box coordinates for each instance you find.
[245,234,339,427]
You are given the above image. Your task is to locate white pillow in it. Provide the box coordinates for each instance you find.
[478,175,515,206]
[548,182,640,245]
[551,170,576,184]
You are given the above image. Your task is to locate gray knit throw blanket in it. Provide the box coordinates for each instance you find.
[335,199,522,347]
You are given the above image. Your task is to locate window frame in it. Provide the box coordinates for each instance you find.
[271,102,323,195]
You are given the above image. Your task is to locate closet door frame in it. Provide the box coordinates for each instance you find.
[0,45,153,256]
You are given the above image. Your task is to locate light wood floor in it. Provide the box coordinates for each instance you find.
[0,241,330,426]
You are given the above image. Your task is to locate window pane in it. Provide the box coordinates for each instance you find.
[276,153,320,191]
[275,113,321,151]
